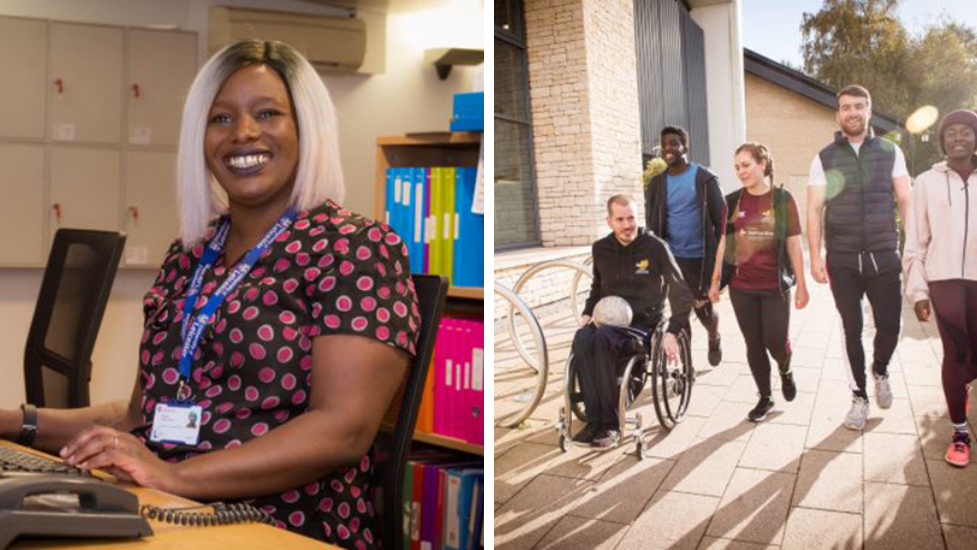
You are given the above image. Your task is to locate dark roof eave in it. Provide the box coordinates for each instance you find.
[743,48,901,134]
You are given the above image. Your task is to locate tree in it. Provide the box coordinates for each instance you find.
[801,0,977,174]
[801,0,912,115]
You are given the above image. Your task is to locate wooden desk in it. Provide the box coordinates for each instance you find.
[1,441,337,549]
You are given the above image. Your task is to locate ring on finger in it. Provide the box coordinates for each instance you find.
[113,435,119,449]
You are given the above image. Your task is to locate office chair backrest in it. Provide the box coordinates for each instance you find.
[24,229,126,408]
[373,274,447,549]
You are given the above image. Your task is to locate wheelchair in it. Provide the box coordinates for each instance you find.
[556,320,693,458]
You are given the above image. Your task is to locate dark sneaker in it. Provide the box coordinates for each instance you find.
[708,336,722,366]
[573,423,600,444]
[592,429,621,449]
[781,372,797,402]
[748,396,775,422]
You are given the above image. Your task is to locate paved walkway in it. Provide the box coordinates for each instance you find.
[494,280,977,549]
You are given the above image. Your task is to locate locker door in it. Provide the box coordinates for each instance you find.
[50,146,121,233]
[124,151,179,266]
[49,23,123,144]
[0,17,47,140]
[126,30,197,147]
[0,143,45,265]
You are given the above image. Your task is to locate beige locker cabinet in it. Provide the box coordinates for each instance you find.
[49,23,123,144]
[50,146,121,234]
[0,144,46,265]
[127,29,197,148]
[0,18,47,140]
[124,151,179,266]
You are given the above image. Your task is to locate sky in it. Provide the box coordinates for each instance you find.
[742,0,977,70]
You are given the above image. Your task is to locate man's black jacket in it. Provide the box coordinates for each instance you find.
[644,165,727,295]
[582,229,693,334]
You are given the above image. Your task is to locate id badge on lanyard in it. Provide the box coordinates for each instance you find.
[149,207,297,446]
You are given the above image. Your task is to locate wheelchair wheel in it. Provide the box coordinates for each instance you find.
[650,328,693,430]
[564,353,588,422]
[618,354,647,413]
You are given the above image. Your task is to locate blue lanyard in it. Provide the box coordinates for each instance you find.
[176,207,297,401]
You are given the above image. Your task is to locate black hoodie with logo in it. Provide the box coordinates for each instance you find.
[582,229,693,334]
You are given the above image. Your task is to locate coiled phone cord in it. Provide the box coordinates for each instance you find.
[140,501,274,527]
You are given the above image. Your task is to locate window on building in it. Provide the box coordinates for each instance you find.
[495,0,540,249]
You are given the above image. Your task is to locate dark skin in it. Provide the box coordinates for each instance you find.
[662,132,690,176]
[915,123,977,323]
[1,64,410,502]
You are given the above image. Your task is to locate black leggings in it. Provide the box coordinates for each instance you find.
[571,325,644,428]
[929,280,977,425]
[827,251,902,398]
[675,257,719,340]
[730,288,792,398]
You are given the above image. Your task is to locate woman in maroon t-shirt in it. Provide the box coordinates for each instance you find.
[709,143,808,422]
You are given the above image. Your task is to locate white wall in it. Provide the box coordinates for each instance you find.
[0,0,483,408]
[691,0,746,193]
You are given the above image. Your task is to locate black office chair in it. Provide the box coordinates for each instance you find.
[23,229,127,408]
[373,274,448,549]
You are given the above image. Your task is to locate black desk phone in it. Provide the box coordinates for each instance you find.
[0,473,152,549]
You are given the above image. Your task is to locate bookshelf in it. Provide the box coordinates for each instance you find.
[376,131,484,457]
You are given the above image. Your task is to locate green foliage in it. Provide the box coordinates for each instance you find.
[801,0,977,175]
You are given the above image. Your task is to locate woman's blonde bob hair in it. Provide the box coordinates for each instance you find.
[176,40,345,246]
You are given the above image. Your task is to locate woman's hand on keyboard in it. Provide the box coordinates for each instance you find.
[59,425,180,493]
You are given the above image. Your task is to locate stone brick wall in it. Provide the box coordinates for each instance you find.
[524,0,644,248]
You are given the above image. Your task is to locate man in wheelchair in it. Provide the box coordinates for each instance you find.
[573,195,694,448]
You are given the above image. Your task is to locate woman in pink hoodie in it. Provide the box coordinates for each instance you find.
[904,109,977,467]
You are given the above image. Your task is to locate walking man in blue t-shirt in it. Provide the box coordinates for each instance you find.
[645,126,727,366]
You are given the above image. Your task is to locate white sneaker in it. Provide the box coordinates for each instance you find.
[845,397,869,430]
[874,374,893,409]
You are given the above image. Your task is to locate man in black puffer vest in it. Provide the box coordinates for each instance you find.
[806,85,912,431]
[573,195,693,448]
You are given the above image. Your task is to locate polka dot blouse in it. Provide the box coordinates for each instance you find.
[133,200,420,548]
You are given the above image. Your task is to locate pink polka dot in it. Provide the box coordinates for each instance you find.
[288,512,305,527]
[324,315,341,329]
[318,276,337,293]
[248,343,267,360]
[357,498,367,514]
[378,286,392,299]
[274,258,290,272]
[282,489,300,504]
[377,308,391,323]
[312,239,330,253]
[338,524,350,540]
[275,230,291,242]
[291,390,307,405]
[227,300,241,314]
[356,276,374,292]
[243,306,259,320]
[281,373,297,391]
[384,233,400,245]
[294,219,310,230]
[338,502,351,519]
[282,327,298,341]
[257,325,274,342]
[339,261,355,276]
[261,396,280,409]
[251,423,269,437]
[212,418,231,434]
[229,328,244,344]
[285,241,301,254]
[152,332,167,346]
[262,291,279,306]
[282,279,299,293]
[296,252,311,266]
[244,287,259,302]
[350,517,360,533]
[393,301,408,318]
[277,347,294,363]
[376,326,390,341]
[216,401,234,414]
[367,228,382,242]
[245,386,259,401]
[205,385,222,398]
[344,469,356,484]
[336,295,353,312]
[359,296,377,312]
[258,367,276,383]
[161,368,179,385]
[319,497,334,513]
[364,528,373,544]
[152,351,164,366]
[356,246,372,261]
[334,239,350,254]
[235,407,251,420]
[230,351,245,368]
[304,483,320,496]
[318,254,335,268]
[279,311,296,324]
[351,317,368,332]
[339,224,357,235]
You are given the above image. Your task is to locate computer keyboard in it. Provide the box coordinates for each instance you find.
[0,446,92,476]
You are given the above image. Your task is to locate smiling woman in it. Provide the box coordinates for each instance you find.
[0,40,421,549]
